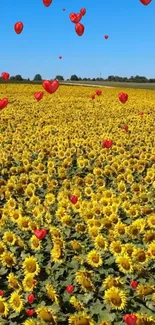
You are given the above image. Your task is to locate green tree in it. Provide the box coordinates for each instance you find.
[14,75,23,81]
[33,74,42,81]
[70,74,79,81]
[55,75,64,81]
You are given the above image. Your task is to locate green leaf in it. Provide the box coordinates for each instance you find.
[9,312,19,319]
[98,310,115,322]
[146,301,155,311]
[81,292,94,304]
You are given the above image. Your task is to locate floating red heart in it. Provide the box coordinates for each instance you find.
[1,72,10,82]
[0,291,4,296]
[118,92,128,104]
[43,0,52,7]
[0,98,8,110]
[75,23,85,36]
[42,80,59,94]
[14,22,24,34]
[70,195,78,204]
[140,0,152,5]
[34,229,47,240]
[130,280,138,289]
[34,92,44,101]
[104,35,109,39]
[123,125,128,131]
[26,309,35,317]
[140,111,144,115]
[70,13,82,24]
[66,285,74,294]
[91,94,95,100]
[80,8,86,16]
[102,140,113,149]
[124,314,137,325]
[59,56,62,59]
[96,90,102,96]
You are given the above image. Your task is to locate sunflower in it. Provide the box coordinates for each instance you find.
[104,286,127,310]
[136,284,155,298]
[23,256,40,276]
[0,297,9,317]
[45,193,55,205]
[7,273,22,291]
[75,223,87,234]
[110,241,123,256]
[3,231,16,245]
[49,226,62,238]
[68,312,95,325]
[46,284,59,304]
[17,216,30,231]
[29,235,41,251]
[87,249,102,268]
[70,296,85,311]
[116,254,133,273]
[70,240,82,252]
[0,242,6,255]
[123,243,135,257]
[94,234,108,251]
[36,306,57,323]
[22,274,36,292]
[103,275,124,289]
[147,215,155,228]
[76,270,94,291]
[144,230,155,244]
[148,241,155,258]
[1,251,16,267]
[9,291,23,313]
[51,244,63,263]
[132,248,148,264]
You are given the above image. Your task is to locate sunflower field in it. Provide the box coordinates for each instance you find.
[1,83,155,325]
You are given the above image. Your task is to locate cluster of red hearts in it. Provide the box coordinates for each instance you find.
[69,8,86,36]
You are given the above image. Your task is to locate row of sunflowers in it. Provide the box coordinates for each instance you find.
[0,84,155,324]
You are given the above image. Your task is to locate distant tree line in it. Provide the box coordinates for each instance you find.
[1,74,155,83]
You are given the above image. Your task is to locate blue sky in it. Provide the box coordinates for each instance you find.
[0,0,155,79]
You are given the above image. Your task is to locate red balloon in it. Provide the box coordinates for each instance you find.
[59,56,62,59]
[42,80,59,94]
[140,0,152,5]
[104,35,109,39]
[69,13,82,24]
[96,90,102,96]
[1,72,10,82]
[124,315,137,325]
[0,98,8,110]
[102,140,113,149]
[118,92,128,104]
[14,22,23,34]
[80,8,86,16]
[34,92,44,101]
[43,0,52,7]
[91,94,95,100]
[75,23,85,36]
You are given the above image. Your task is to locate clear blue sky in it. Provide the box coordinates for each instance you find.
[1,0,155,80]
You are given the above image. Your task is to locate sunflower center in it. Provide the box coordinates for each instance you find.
[111,296,122,306]
[137,253,146,262]
[92,255,99,263]
[27,263,36,272]
[13,298,20,307]
[121,261,130,270]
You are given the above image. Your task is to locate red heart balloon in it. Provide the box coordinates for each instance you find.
[140,0,152,5]
[75,23,85,36]
[70,13,82,24]
[80,8,86,16]
[1,72,10,82]
[96,90,102,96]
[102,140,113,149]
[34,229,47,240]
[70,195,78,204]
[91,94,95,100]
[124,314,137,325]
[34,92,44,101]
[59,56,62,59]
[0,98,8,110]
[42,80,59,94]
[14,22,23,34]
[118,92,128,104]
[104,35,109,39]
[43,0,52,7]
[26,309,35,317]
